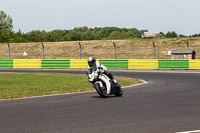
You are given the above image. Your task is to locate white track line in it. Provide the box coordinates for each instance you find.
[175,130,200,133]
[0,79,148,101]
[122,79,148,88]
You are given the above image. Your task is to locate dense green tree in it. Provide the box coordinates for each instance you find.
[47,30,66,42]
[0,10,13,42]
[12,30,27,43]
[156,34,165,38]
[166,31,177,38]
[159,32,165,36]
[107,31,121,39]
[25,30,47,42]
[191,33,200,37]
[80,30,93,40]
[7,27,154,42]
[127,28,143,38]
[179,34,187,37]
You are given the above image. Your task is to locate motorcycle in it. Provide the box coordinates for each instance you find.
[85,68,123,98]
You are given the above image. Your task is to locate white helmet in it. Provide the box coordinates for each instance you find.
[88,57,96,67]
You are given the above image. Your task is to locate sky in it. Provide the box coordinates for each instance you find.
[0,0,200,35]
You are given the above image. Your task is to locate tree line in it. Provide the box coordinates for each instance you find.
[1,10,200,43]
[8,27,149,43]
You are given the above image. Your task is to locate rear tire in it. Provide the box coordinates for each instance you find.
[114,84,123,97]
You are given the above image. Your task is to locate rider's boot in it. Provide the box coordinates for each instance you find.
[111,79,120,90]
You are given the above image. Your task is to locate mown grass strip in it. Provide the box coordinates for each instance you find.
[0,73,142,99]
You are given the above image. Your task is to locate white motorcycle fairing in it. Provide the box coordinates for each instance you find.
[98,74,111,95]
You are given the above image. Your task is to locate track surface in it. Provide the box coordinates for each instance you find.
[0,69,200,133]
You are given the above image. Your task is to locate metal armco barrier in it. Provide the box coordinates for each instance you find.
[0,59,200,69]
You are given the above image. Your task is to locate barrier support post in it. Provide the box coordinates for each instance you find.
[153,42,155,59]
[42,43,44,59]
[7,43,10,59]
[79,42,81,59]
[113,42,116,59]
[187,41,189,50]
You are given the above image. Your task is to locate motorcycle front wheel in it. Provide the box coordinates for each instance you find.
[95,83,108,98]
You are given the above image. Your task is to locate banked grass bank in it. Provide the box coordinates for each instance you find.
[0,59,200,69]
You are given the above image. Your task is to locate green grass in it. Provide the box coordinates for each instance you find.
[0,73,143,99]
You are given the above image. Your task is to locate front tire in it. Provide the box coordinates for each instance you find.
[95,83,108,98]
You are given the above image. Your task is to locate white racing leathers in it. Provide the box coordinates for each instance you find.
[88,62,107,73]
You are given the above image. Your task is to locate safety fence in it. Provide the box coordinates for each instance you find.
[1,40,200,60]
[1,59,200,69]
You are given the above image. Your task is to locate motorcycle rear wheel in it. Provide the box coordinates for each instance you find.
[114,84,123,97]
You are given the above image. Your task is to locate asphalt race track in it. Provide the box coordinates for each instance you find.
[0,69,200,133]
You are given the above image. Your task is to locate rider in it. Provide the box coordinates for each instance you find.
[87,57,117,86]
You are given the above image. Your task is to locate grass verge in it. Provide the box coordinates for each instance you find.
[0,73,143,99]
